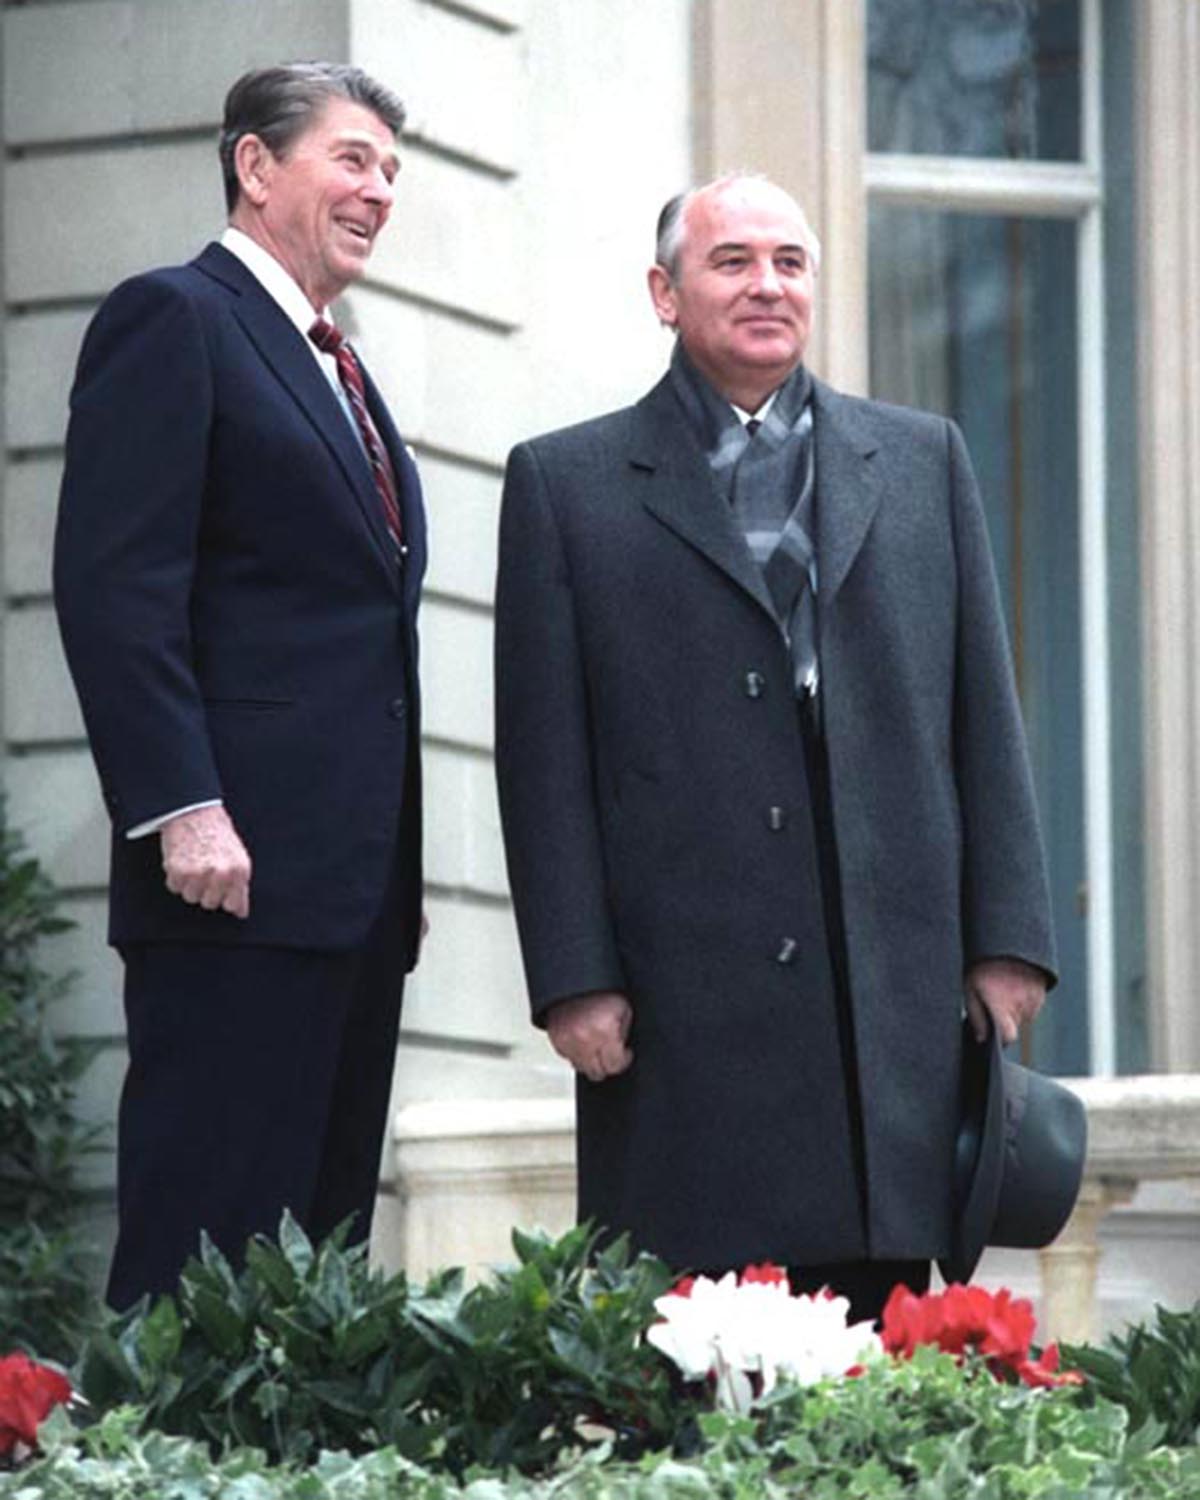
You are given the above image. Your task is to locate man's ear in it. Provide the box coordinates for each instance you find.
[233,134,274,209]
[647,264,678,329]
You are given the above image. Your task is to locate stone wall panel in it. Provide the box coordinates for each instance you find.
[6,141,220,304]
[3,0,344,146]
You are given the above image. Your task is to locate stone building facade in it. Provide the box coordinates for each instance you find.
[2,0,1198,1328]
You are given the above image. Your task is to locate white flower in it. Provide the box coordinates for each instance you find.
[646,1272,744,1381]
[771,1291,881,1390]
[646,1272,882,1412]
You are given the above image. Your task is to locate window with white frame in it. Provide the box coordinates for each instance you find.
[866,0,1143,1077]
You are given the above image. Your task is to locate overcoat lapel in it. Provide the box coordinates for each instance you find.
[812,380,883,606]
[193,243,401,593]
[630,376,777,623]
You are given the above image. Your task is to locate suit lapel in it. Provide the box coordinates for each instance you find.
[812,380,882,606]
[631,376,777,622]
[193,243,400,591]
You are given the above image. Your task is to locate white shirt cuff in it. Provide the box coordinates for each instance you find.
[126,799,223,839]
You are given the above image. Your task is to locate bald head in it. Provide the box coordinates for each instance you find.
[655,175,822,283]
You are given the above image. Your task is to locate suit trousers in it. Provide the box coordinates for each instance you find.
[106,863,408,1310]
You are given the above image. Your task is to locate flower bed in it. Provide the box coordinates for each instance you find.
[3,1220,1199,1497]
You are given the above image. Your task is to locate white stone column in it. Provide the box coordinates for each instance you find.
[1138,1,1200,1072]
[693,0,868,393]
[1039,1178,1136,1344]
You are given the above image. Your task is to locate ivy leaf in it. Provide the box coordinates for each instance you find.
[278,1209,316,1277]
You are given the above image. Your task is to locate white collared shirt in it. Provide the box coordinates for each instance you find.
[220,226,344,396]
[732,388,780,427]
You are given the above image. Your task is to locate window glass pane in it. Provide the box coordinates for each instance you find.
[868,0,1081,160]
[869,207,1086,1074]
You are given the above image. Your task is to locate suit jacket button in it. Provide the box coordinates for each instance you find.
[744,670,765,698]
[776,937,798,965]
[388,697,406,719]
[767,805,786,831]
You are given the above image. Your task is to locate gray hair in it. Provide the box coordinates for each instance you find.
[654,174,822,279]
[219,63,406,213]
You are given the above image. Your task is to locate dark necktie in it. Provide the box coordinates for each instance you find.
[309,319,403,553]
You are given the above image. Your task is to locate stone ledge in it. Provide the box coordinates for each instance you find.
[394,1097,574,1141]
[391,1096,575,1278]
[1066,1074,1200,1178]
[387,1084,1200,1332]
[1040,1074,1200,1341]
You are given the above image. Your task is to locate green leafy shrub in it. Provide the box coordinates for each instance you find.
[407,1221,679,1471]
[0,1225,96,1368]
[10,1356,1200,1498]
[78,1216,682,1473]
[78,1215,430,1465]
[0,814,101,1361]
[1063,1300,1200,1448]
[735,1343,1198,1496]
[71,1215,1200,1492]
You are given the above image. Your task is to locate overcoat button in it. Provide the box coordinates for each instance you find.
[767,805,786,831]
[776,937,798,965]
[744,670,765,698]
[388,697,406,719]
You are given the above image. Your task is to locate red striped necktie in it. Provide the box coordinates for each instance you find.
[309,318,403,554]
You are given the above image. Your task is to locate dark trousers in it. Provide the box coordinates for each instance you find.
[107,883,408,1310]
[788,1257,931,1326]
[797,693,930,1322]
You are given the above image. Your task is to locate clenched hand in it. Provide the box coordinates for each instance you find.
[160,804,252,918]
[546,990,633,1084]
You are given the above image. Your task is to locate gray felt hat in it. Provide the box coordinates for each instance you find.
[939,1016,1088,1286]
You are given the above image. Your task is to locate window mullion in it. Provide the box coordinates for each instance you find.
[865,153,1100,217]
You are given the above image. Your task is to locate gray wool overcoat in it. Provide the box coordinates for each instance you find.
[493,370,1056,1272]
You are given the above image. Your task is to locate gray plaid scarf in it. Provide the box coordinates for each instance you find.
[669,345,819,697]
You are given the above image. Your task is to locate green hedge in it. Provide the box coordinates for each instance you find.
[8,1351,1200,1499]
[5,1239,1200,1492]
[0,813,101,1363]
[76,1219,681,1473]
[1064,1302,1200,1448]
[3,1218,1200,1496]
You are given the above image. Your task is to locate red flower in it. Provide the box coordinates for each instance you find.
[1015,1342,1085,1389]
[670,1275,696,1299]
[881,1283,945,1356]
[979,1289,1037,1371]
[0,1353,72,1457]
[938,1284,989,1349]
[739,1263,788,1287]
[880,1283,1083,1388]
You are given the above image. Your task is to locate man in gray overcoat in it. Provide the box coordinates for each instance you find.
[493,175,1056,1320]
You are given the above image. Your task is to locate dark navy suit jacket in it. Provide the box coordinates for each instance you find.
[55,242,425,957]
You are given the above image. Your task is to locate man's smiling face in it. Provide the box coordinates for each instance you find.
[648,178,817,411]
[248,96,399,310]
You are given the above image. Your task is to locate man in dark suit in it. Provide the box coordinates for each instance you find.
[54,63,426,1309]
[494,175,1056,1321]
